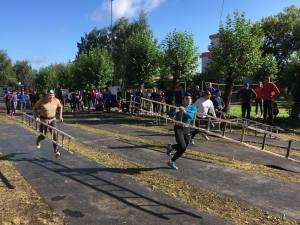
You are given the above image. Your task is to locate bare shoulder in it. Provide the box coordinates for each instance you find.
[54,98,62,104]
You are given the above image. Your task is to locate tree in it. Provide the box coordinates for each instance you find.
[208,12,263,112]
[73,47,112,89]
[0,50,16,85]
[253,54,278,82]
[77,27,110,56]
[34,66,59,92]
[161,30,198,87]
[124,30,160,90]
[13,60,34,86]
[290,64,300,119]
[52,63,73,89]
[76,13,150,86]
[261,5,300,69]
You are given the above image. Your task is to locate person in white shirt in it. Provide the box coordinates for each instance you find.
[194,91,216,118]
[191,90,217,143]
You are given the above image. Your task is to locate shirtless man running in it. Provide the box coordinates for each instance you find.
[33,90,63,157]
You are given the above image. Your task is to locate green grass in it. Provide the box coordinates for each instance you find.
[229,104,290,119]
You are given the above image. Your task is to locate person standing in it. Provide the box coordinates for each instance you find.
[206,82,217,96]
[237,83,257,120]
[150,88,160,113]
[33,90,63,157]
[173,84,184,106]
[4,91,12,114]
[10,90,18,116]
[191,90,217,143]
[262,77,280,125]
[166,93,197,170]
[30,90,39,108]
[212,90,226,130]
[18,91,28,112]
[192,85,201,103]
[255,81,263,118]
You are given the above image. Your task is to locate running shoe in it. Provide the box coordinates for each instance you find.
[36,140,41,150]
[167,161,178,170]
[54,149,60,158]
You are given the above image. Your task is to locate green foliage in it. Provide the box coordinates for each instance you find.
[0,50,16,86]
[34,66,58,91]
[112,14,150,81]
[209,12,262,82]
[208,12,263,112]
[278,51,300,94]
[53,63,73,88]
[253,54,278,82]
[33,63,73,91]
[73,47,112,89]
[124,30,160,89]
[261,5,300,68]
[77,27,110,55]
[13,60,34,86]
[162,30,198,86]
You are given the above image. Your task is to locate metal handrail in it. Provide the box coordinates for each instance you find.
[19,113,74,153]
[128,95,300,163]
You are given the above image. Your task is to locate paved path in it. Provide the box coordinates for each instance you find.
[63,112,300,173]
[0,122,227,225]
[60,113,300,222]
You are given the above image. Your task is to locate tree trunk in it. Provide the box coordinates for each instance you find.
[223,78,234,113]
[290,65,300,119]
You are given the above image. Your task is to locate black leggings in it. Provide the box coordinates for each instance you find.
[241,102,251,119]
[263,100,273,125]
[171,126,190,162]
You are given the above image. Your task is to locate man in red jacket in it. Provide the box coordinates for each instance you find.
[262,77,280,125]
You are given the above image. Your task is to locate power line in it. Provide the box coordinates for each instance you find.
[219,0,225,26]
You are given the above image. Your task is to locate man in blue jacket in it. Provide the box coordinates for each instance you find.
[166,92,197,170]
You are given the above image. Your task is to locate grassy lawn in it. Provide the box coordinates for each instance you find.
[229,104,290,119]
[228,102,300,133]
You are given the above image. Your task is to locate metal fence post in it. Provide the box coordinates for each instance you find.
[207,117,211,131]
[286,140,292,158]
[240,126,245,143]
[262,133,267,150]
[222,122,227,137]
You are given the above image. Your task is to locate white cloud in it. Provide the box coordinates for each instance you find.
[90,0,165,22]
[26,55,48,66]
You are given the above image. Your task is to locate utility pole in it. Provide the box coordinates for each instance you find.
[110,0,114,87]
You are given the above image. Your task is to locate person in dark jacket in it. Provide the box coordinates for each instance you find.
[192,85,201,102]
[212,90,226,131]
[237,83,257,119]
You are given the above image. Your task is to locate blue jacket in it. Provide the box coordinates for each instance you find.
[18,94,28,103]
[175,104,197,125]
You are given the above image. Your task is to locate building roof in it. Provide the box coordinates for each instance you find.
[201,52,214,58]
[209,33,219,40]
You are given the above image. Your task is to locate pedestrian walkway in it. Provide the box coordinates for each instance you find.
[59,114,300,222]
[0,122,227,225]
[63,112,300,173]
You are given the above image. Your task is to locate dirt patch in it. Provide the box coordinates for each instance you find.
[0,154,64,225]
